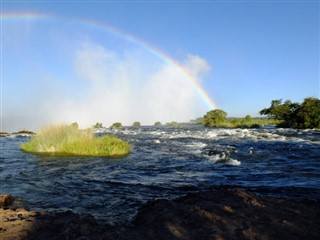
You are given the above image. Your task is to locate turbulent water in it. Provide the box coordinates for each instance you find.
[1,126,320,224]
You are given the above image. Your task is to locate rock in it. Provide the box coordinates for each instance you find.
[0,208,107,240]
[0,194,14,206]
[0,207,37,240]
[125,188,320,240]
[1,188,319,240]
[12,130,35,135]
[0,132,9,137]
[201,145,236,160]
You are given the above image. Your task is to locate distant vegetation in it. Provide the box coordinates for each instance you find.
[70,122,79,129]
[260,97,320,129]
[166,121,179,127]
[20,124,130,157]
[201,97,320,129]
[93,122,103,128]
[132,121,141,127]
[201,109,277,128]
[154,121,162,126]
[111,122,122,128]
[202,109,227,127]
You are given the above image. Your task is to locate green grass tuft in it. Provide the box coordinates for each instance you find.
[20,124,130,157]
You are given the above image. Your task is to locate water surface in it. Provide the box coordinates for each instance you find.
[1,126,319,224]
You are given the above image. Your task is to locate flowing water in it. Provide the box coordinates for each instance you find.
[1,125,320,224]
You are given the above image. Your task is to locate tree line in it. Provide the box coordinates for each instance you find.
[202,97,320,129]
[259,97,320,129]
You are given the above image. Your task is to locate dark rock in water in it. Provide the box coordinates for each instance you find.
[12,130,35,135]
[202,147,224,156]
[201,145,236,159]
[1,188,319,240]
[0,194,14,206]
[0,132,9,137]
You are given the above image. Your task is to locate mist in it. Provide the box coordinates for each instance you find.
[2,41,212,132]
[48,43,210,128]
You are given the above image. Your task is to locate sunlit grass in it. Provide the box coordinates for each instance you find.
[20,124,130,157]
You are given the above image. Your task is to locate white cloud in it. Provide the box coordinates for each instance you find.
[181,54,211,82]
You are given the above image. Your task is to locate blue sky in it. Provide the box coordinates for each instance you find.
[1,0,319,131]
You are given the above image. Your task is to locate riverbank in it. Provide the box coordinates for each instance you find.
[1,187,319,240]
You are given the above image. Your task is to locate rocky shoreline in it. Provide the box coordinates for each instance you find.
[0,130,35,138]
[1,188,319,240]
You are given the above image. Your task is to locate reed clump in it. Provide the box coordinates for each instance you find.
[20,124,130,157]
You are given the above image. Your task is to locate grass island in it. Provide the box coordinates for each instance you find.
[20,124,130,157]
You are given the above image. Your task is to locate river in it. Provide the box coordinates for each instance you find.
[1,125,319,224]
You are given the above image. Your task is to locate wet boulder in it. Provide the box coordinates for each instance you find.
[201,145,236,160]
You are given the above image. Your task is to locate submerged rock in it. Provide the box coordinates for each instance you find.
[1,188,319,240]
[201,145,237,161]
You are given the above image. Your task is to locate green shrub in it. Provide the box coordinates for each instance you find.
[111,122,122,128]
[132,121,141,127]
[154,121,162,126]
[166,121,178,127]
[70,122,79,129]
[199,110,277,129]
[244,115,252,122]
[20,124,130,157]
[93,122,103,128]
[203,109,227,127]
[215,121,235,128]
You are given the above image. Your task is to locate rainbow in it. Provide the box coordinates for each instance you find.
[1,12,217,110]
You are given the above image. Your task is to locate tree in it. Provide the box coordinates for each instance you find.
[111,122,122,128]
[295,97,320,129]
[166,121,178,127]
[154,121,162,126]
[203,109,227,127]
[259,99,282,119]
[93,122,103,128]
[70,122,79,129]
[259,99,299,122]
[260,97,320,129]
[244,115,252,122]
[132,121,141,127]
